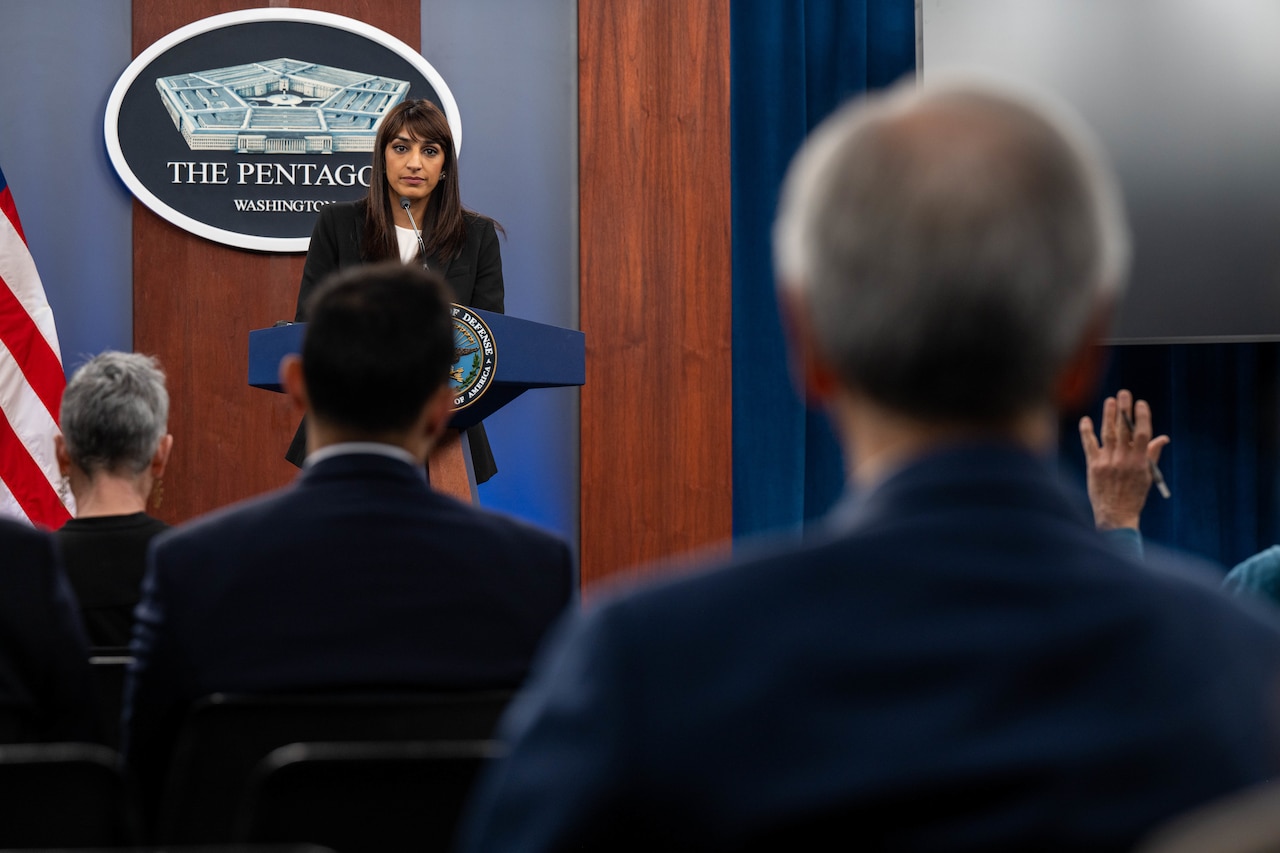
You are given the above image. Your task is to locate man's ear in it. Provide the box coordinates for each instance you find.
[280,355,308,415]
[777,286,840,405]
[422,383,454,445]
[1055,297,1115,414]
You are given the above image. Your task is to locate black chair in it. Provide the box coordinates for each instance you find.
[0,741,137,848]
[234,739,502,853]
[88,651,133,749]
[156,690,514,845]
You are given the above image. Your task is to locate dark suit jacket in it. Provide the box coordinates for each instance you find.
[286,200,503,479]
[122,451,573,810]
[0,519,98,742]
[460,444,1280,853]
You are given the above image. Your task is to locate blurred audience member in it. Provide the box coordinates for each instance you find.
[0,518,99,742]
[1223,547,1280,603]
[55,351,171,648]
[459,76,1280,852]
[1079,391,1280,606]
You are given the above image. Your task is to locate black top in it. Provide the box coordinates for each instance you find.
[294,200,504,320]
[56,512,169,648]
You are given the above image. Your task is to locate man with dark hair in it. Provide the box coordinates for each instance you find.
[122,262,573,814]
[299,263,456,437]
[460,77,1280,852]
[0,518,99,743]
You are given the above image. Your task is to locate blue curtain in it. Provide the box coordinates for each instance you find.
[731,0,916,537]
[1058,344,1280,570]
[730,1,1280,569]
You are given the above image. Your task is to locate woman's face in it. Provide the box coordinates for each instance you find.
[383,131,445,205]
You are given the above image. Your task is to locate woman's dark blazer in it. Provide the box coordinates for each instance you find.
[285,200,503,481]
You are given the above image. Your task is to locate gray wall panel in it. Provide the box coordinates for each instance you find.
[0,0,133,364]
[422,0,580,543]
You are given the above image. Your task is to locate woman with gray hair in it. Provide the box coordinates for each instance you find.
[54,351,172,649]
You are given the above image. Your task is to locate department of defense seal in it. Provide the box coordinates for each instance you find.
[450,305,497,410]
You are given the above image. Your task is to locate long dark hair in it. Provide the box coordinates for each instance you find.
[363,99,467,263]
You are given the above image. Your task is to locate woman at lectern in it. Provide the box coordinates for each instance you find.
[286,98,504,481]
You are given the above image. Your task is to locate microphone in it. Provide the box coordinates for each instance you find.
[398,196,430,269]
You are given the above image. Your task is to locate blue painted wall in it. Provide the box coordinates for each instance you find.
[0,0,134,361]
[0,1,580,547]
[420,1,579,540]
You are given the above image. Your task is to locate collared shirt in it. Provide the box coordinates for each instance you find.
[305,441,423,474]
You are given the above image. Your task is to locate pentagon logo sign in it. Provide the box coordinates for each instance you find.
[451,306,497,411]
[155,58,409,155]
[105,9,460,252]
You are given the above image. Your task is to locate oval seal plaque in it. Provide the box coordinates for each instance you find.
[104,8,460,252]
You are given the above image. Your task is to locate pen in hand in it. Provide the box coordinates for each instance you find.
[1121,408,1172,499]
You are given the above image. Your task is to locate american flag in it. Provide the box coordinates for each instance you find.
[0,163,71,528]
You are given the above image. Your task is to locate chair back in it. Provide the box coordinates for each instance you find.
[0,705,25,743]
[157,690,514,845]
[235,739,502,853]
[0,741,137,848]
[89,651,133,749]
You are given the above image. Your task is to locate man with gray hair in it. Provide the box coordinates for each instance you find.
[459,77,1280,852]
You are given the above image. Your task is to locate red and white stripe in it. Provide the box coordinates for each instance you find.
[0,167,71,528]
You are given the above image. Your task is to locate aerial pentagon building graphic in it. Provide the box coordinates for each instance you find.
[156,58,409,154]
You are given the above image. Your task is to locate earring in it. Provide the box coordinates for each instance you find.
[151,477,164,511]
[440,171,447,180]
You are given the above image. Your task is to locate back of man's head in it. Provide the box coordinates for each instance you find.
[301,262,454,435]
[773,76,1130,424]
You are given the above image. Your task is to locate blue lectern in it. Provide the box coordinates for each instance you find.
[249,306,585,499]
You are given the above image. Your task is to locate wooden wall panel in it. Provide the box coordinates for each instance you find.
[578,0,734,587]
[132,0,419,525]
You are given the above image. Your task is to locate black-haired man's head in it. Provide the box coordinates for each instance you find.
[282,261,456,458]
